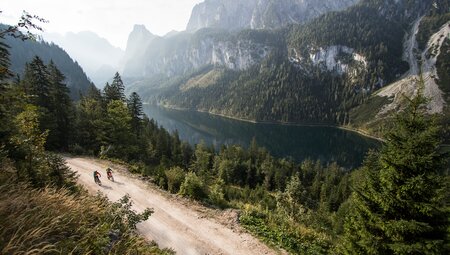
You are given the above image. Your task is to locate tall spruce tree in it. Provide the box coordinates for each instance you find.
[104,72,125,103]
[22,56,50,109]
[104,100,133,159]
[127,92,143,136]
[47,61,73,150]
[340,92,449,254]
[0,36,12,143]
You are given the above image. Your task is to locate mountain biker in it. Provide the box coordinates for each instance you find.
[106,167,114,181]
[93,170,101,183]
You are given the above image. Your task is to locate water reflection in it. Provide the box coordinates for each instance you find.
[143,105,381,168]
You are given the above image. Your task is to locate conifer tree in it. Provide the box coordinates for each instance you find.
[104,72,125,103]
[47,61,73,150]
[340,92,449,254]
[22,56,50,108]
[127,92,144,136]
[0,37,12,143]
[86,83,104,104]
[104,100,133,159]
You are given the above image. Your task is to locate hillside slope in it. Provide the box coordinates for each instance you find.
[349,2,450,137]
[66,157,279,255]
[3,31,92,99]
[126,0,431,126]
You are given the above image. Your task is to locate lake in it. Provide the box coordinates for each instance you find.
[143,105,381,168]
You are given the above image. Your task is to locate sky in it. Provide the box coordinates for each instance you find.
[1,0,204,49]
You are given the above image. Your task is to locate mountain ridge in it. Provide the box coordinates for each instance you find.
[3,29,92,99]
[120,0,447,138]
[43,31,124,86]
[186,0,359,31]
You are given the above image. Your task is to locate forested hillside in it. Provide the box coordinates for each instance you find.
[127,0,439,127]
[1,9,448,254]
[349,0,450,138]
[0,18,171,254]
[2,24,92,99]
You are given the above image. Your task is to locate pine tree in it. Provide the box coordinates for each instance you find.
[0,39,11,83]
[104,100,134,159]
[86,83,104,104]
[47,61,73,150]
[104,72,125,103]
[340,93,449,254]
[127,92,144,136]
[75,96,107,154]
[0,37,12,143]
[22,56,50,109]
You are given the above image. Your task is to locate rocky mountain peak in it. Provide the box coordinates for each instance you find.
[186,0,360,31]
[125,24,155,54]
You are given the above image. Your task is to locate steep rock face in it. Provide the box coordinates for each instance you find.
[305,46,367,74]
[121,25,157,77]
[186,0,359,31]
[123,30,275,78]
[377,21,449,115]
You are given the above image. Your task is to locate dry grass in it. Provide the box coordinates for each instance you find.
[0,179,172,255]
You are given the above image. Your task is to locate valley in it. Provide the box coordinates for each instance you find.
[1,0,449,254]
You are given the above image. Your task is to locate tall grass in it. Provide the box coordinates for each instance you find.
[0,179,173,255]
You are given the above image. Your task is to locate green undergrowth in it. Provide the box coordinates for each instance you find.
[348,95,391,136]
[239,206,331,255]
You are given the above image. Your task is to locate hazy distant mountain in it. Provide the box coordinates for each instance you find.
[44,31,124,87]
[122,25,158,77]
[186,0,359,31]
[3,29,92,99]
[164,30,181,38]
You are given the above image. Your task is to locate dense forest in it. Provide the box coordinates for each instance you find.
[130,0,434,127]
[0,17,172,254]
[2,39,449,255]
[2,4,449,255]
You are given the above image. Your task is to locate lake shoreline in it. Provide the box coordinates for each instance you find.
[156,104,385,142]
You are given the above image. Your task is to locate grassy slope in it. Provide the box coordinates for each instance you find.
[0,162,173,255]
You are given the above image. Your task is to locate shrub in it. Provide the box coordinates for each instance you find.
[165,167,186,193]
[208,179,227,208]
[179,172,207,200]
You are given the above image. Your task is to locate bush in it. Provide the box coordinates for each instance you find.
[165,167,186,193]
[179,172,207,200]
[69,143,85,155]
[240,205,331,254]
[208,179,227,208]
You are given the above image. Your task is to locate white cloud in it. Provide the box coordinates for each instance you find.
[1,0,203,49]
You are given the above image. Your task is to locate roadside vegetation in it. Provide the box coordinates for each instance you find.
[1,8,448,255]
[0,12,171,255]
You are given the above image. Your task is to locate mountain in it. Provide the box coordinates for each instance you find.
[186,0,359,31]
[3,30,92,99]
[44,31,124,86]
[349,0,450,137]
[122,25,157,78]
[123,0,447,136]
[123,28,278,79]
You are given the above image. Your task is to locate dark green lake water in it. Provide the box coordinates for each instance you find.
[143,105,381,168]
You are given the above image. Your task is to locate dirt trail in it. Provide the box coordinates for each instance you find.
[66,157,278,255]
